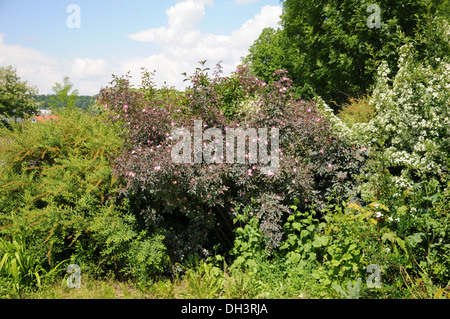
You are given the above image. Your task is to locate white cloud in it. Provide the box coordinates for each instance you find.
[71,58,108,79]
[0,1,282,95]
[129,0,212,44]
[0,33,113,95]
[125,1,282,90]
[0,33,62,93]
[229,5,282,48]
[70,58,112,94]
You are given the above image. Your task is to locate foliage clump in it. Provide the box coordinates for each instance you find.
[0,108,169,283]
[97,63,367,266]
[0,65,39,128]
[245,0,449,109]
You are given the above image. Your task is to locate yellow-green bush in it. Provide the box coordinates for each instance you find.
[337,95,375,126]
[0,107,169,284]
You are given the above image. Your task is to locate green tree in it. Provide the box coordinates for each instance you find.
[75,95,97,110]
[48,76,79,109]
[242,27,287,85]
[0,65,39,127]
[245,0,449,110]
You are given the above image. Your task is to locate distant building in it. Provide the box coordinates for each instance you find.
[40,109,52,116]
[32,109,58,123]
[1,109,57,125]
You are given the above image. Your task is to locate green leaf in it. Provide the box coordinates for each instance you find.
[397,205,408,215]
[234,256,245,265]
[303,243,312,253]
[332,283,348,298]
[292,222,302,231]
[342,253,352,261]
[312,235,329,247]
[300,229,310,239]
[381,232,396,243]
[245,259,257,269]
[0,253,9,272]
[396,237,406,252]
[288,252,301,264]
[35,272,42,288]
[406,233,425,248]
[10,259,19,282]
[330,259,341,267]
[287,234,297,246]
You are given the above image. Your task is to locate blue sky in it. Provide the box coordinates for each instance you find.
[0,0,282,95]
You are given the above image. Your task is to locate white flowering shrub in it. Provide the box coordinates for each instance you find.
[369,43,449,186]
[314,42,450,287]
[317,41,449,198]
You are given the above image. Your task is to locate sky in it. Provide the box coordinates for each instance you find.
[0,0,283,95]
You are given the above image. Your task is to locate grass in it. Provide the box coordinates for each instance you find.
[4,253,448,299]
[22,277,153,299]
[17,262,449,300]
[18,261,332,299]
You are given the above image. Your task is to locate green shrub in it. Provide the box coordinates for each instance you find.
[278,200,366,287]
[321,202,394,285]
[98,62,368,268]
[229,207,267,271]
[0,108,167,280]
[385,177,450,287]
[180,258,224,299]
[337,95,375,126]
[321,191,449,296]
[122,230,169,285]
[279,200,329,268]
[275,198,419,296]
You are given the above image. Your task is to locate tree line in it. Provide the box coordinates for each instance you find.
[33,94,97,111]
[1,70,97,128]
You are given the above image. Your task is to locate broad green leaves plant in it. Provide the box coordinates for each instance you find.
[279,200,328,265]
[230,214,267,271]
